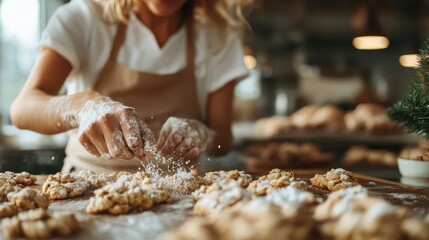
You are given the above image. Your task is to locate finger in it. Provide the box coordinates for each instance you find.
[139,120,156,156]
[156,117,174,151]
[183,140,206,159]
[196,141,208,154]
[106,129,134,160]
[120,113,145,159]
[156,130,170,151]
[175,137,193,156]
[156,117,183,151]
[183,148,201,160]
[161,132,184,155]
[99,113,133,160]
[78,133,101,157]
[85,124,111,159]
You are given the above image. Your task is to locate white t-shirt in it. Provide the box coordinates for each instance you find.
[39,0,249,117]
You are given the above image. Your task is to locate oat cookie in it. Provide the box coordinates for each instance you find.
[318,196,428,240]
[158,217,220,240]
[245,142,332,165]
[0,171,37,186]
[313,185,429,240]
[343,146,397,167]
[247,169,295,196]
[138,177,172,204]
[0,183,19,202]
[401,218,429,240]
[191,184,210,201]
[241,186,318,217]
[255,116,294,136]
[344,103,403,134]
[0,203,18,219]
[114,171,154,183]
[193,181,252,216]
[42,172,90,200]
[85,177,172,215]
[73,170,117,189]
[130,171,154,181]
[163,170,206,194]
[310,168,358,191]
[161,206,313,240]
[1,208,78,239]
[7,188,49,211]
[289,180,308,190]
[86,181,151,215]
[203,170,253,188]
[121,171,172,204]
[112,171,172,204]
[314,185,369,220]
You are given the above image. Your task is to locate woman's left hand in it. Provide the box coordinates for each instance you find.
[156,117,214,159]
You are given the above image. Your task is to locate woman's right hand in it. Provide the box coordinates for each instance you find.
[76,93,155,160]
[10,49,155,159]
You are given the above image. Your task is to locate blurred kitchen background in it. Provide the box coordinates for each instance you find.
[0,0,428,183]
[234,0,427,120]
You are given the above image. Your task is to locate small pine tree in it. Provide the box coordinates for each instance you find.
[387,41,429,139]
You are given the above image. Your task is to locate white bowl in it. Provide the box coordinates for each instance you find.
[398,158,429,178]
[400,177,429,188]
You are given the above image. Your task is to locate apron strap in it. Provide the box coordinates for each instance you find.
[93,23,127,90]
[184,1,195,73]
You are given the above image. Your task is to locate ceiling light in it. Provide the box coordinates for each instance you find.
[352,0,389,50]
[399,54,418,68]
[399,40,420,68]
[353,36,389,50]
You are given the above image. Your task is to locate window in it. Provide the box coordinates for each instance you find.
[0,0,40,124]
[0,0,66,126]
[0,0,68,150]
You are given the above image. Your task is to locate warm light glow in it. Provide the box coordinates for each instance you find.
[0,0,39,45]
[244,55,257,69]
[352,36,389,50]
[399,54,418,68]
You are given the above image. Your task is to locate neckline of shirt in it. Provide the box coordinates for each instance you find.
[128,13,186,53]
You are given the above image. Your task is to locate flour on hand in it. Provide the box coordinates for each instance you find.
[77,94,156,161]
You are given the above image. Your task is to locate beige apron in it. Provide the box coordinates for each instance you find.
[63,19,203,173]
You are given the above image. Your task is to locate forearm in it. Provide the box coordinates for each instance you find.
[11,90,95,135]
[204,80,236,157]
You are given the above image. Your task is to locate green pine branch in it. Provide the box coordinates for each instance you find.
[387,40,429,139]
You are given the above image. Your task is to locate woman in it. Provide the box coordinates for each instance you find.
[10,0,251,173]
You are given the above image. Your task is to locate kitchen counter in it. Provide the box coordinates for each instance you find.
[232,121,422,148]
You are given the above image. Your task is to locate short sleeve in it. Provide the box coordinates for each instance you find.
[206,28,249,92]
[39,0,92,69]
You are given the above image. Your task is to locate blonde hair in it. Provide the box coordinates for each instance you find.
[95,0,253,31]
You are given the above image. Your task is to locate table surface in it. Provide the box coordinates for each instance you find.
[3,170,428,240]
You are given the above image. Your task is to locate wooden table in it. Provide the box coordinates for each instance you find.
[22,171,429,240]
